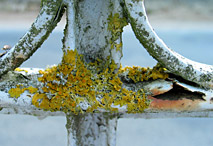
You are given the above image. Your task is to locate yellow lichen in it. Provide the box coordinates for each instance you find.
[27,86,38,94]
[8,85,39,98]
[8,49,170,114]
[15,68,28,73]
[120,63,169,83]
[8,87,25,98]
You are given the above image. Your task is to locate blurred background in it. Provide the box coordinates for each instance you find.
[0,0,213,146]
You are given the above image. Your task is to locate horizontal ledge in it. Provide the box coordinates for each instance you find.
[0,68,213,118]
[1,107,213,119]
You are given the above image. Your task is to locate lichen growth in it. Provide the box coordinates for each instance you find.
[8,50,169,114]
[8,85,25,98]
[8,84,37,98]
[120,63,169,83]
[107,13,127,51]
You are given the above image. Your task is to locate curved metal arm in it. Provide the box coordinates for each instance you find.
[0,0,65,76]
[124,0,213,89]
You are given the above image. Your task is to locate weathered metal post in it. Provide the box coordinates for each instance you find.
[63,1,125,145]
[66,113,118,146]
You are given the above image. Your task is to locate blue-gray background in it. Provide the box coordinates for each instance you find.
[0,0,213,145]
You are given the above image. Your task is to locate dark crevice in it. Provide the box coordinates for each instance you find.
[210,98,213,103]
[154,83,205,101]
[168,73,200,88]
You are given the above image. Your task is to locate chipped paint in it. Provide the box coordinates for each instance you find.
[124,0,213,88]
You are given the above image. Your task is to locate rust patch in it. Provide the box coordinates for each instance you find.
[149,96,202,111]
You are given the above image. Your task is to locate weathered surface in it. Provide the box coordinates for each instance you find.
[63,0,125,68]
[66,113,118,146]
[1,0,212,115]
[1,1,213,146]
[124,0,213,89]
[0,68,212,116]
[0,0,65,76]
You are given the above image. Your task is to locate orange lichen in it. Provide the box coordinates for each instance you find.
[7,13,169,114]
[8,49,169,114]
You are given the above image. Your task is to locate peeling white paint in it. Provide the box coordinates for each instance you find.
[124,0,213,88]
[176,82,213,100]
[176,82,213,110]
[143,79,173,95]
[0,73,212,115]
